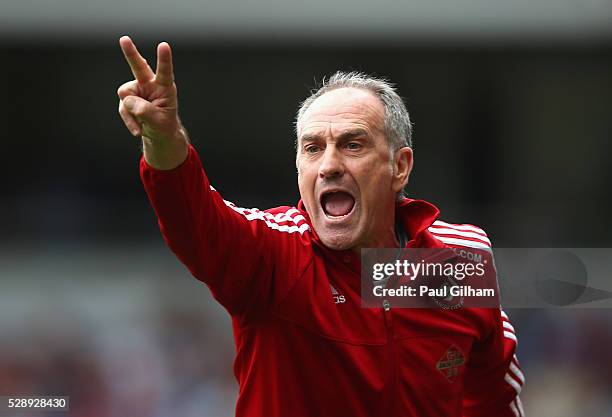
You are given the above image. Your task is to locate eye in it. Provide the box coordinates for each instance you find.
[346,142,362,151]
[304,144,321,154]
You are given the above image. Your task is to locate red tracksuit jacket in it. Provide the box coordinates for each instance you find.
[140,145,525,417]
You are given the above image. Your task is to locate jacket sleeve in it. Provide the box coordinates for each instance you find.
[140,144,312,317]
[461,308,526,417]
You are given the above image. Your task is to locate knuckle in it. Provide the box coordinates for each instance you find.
[117,81,136,97]
[118,107,127,118]
[131,105,145,117]
[117,84,129,97]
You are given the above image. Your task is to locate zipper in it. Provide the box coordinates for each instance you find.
[382,300,399,417]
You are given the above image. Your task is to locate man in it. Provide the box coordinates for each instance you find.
[117,36,525,417]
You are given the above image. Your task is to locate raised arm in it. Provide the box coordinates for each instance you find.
[117,38,311,317]
[117,36,188,170]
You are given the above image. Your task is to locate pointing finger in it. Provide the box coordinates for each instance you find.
[119,36,155,83]
[155,42,174,86]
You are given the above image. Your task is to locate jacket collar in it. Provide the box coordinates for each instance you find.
[396,197,440,242]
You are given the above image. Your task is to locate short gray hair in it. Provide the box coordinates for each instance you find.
[295,71,412,151]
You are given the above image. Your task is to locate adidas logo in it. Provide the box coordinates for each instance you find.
[330,284,346,304]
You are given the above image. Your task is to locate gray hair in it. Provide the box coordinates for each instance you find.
[295,71,412,151]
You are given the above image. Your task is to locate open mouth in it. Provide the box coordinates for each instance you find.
[320,191,356,218]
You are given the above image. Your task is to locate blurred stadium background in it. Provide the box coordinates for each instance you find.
[1,0,611,415]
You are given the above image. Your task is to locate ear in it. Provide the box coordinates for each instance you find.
[391,147,413,193]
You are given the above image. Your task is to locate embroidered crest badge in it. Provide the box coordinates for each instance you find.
[436,345,466,382]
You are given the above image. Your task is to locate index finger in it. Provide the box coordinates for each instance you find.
[119,36,155,83]
[155,42,174,86]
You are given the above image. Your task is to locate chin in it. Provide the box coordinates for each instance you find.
[318,231,357,251]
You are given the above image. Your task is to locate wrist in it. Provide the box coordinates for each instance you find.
[142,126,189,170]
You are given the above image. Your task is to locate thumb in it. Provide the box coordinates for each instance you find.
[123,95,154,122]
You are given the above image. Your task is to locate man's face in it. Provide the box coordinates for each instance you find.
[296,87,412,251]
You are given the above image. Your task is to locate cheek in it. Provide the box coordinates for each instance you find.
[297,159,318,178]
[297,166,317,202]
[354,163,394,203]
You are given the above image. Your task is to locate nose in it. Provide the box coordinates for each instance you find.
[318,146,345,179]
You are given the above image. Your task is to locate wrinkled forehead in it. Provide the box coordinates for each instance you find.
[297,88,385,141]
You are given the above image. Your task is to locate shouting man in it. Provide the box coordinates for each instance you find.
[117,36,525,417]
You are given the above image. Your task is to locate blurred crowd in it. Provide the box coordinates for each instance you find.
[0,307,237,417]
[0,246,237,417]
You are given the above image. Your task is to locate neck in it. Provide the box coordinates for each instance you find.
[351,222,400,253]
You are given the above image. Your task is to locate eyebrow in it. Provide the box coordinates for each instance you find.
[299,129,369,144]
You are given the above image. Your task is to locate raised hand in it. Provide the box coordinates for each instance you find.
[118,36,188,169]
